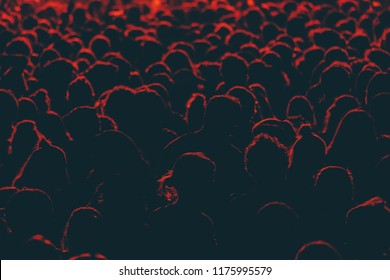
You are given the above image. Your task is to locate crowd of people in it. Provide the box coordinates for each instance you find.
[0,0,390,260]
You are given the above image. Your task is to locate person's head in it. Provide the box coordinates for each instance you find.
[295,240,342,260]
[89,35,111,59]
[101,86,136,133]
[220,54,248,85]
[286,96,316,127]
[253,202,300,259]
[66,76,95,110]
[21,234,60,260]
[73,8,87,27]
[227,86,257,123]
[133,88,167,130]
[84,61,119,97]
[9,120,43,157]
[324,47,349,64]
[289,125,326,187]
[252,118,297,148]
[62,207,102,254]
[245,133,289,187]
[245,8,264,31]
[69,253,107,260]
[63,106,100,140]
[16,97,38,122]
[159,152,216,206]
[203,95,241,137]
[320,62,352,98]
[311,28,345,49]
[5,188,53,239]
[365,48,390,72]
[30,89,51,114]
[163,49,193,74]
[345,197,390,259]
[327,109,376,171]
[5,37,33,56]
[314,166,354,213]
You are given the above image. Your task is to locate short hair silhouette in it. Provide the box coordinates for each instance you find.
[295,240,342,260]
[5,188,53,240]
[245,133,288,188]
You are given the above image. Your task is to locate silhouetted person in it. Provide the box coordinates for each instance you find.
[327,109,377,201]
[288,125,326,214]
[151,152,217,258]
[62,207,103,258]
[310,166,355,246]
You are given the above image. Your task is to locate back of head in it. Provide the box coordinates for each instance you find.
[63,207,102,254]
[220,54,248,85]
[314,166,354,212]
[327,109,376,169]
[30,89,51,114]
[69,253,107,260]
[295,240,342,260]
[289,125,326,184]
[5,188,53,239]
[10,120,41,157]
[21,234,60,260]
[245,133,288,187]
[320,62,352,98]
[133,88,166,129]
[102,86,136,131]
[252,118,297,148]
[345,197,390,259]
[169,152,216,204]
[163,49,193,74]
[89,35,111,59]
[66,76,94,110]
[254,202,300,259]
[227,86,257,123]
[286,96,316,127]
